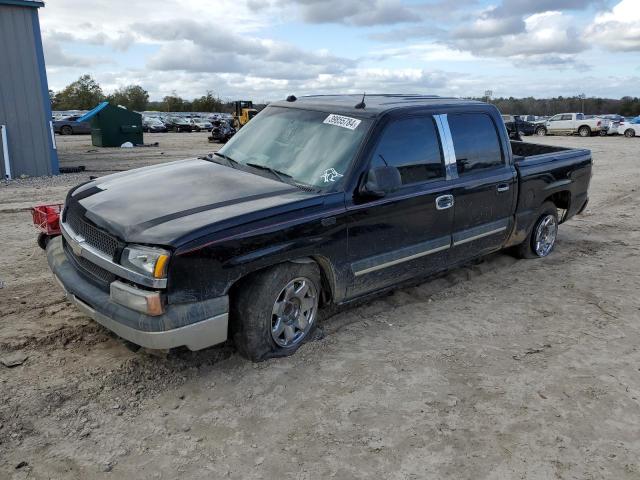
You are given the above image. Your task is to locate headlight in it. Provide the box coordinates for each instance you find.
[120,245,170,279]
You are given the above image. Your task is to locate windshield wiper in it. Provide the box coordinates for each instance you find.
[245,162,294,184]
[212,152,240,169]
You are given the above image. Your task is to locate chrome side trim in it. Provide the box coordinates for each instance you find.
[353,237,451,277]
[433,114,458,181]
[452,219,510,246]
[60,221,167,289]
[453,227,506,246]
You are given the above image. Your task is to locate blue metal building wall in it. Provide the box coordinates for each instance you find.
[0,0,59,178]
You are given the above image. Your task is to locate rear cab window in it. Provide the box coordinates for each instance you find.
[448,113,503,176]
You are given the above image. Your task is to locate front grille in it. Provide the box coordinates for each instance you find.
[64,240,116,289]
[64,202,119,259]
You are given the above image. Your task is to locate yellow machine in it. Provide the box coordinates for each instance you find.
[233,100,258,130]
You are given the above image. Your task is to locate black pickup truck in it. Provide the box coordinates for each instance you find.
[47,95,592,361]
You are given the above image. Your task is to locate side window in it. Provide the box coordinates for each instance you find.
[370,117,444,185]
[448,113,503,176]
[561,114,573,121]
[549,115,561,121]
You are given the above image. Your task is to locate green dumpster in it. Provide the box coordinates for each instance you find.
[77,102,143,147]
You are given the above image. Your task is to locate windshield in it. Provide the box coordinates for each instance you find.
[218,106,370,189]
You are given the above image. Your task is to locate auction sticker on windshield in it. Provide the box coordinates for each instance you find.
[323,114,361,130]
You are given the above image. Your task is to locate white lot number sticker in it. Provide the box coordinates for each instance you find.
[323,114,361,130]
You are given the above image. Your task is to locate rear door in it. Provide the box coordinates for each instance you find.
[445,112,517,263]
[346,114,454,298]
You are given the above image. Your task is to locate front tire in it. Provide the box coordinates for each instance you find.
[60,125,73,135]
[231,262,321,362]
[515,202,559,259]
[624,129,635,138]
[536,126,547,136]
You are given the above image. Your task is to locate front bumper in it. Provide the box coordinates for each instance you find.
[47,237,229,351]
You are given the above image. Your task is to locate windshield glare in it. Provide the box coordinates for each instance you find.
[218,106,370,189]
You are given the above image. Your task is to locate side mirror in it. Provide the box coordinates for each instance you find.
[360,166,402,198]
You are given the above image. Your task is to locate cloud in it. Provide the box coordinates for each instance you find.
[38,0,638,100]
[45,29,136,52]
[278,0,421,26]
[134,20,354,81]
[585,0,640,52]
[454,13,525,38]
[492,0,603,17]
[43,39,99,67]
[369,43,475,62]
[449,11,588,61]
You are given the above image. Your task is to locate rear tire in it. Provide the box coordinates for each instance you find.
[578,126,591,137]
[624,129,635,138]
[230,262,321,362]
[515,202,559,259]
[535,126,547,136]
[60,125,73,135]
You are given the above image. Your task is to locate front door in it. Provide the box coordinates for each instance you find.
[547,114,572,134]
[346,114,454,298]
[445,112,517,263]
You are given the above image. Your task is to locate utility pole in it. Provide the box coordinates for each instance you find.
[578,93,586,114]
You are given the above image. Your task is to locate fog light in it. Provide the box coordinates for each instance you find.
[110,281,164,316]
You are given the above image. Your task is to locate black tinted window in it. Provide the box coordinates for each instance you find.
[448,113,503,176]
[371,117,444,184]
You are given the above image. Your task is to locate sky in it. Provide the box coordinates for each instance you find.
[39,0,640,102]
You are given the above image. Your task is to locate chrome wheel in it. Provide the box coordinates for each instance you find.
[271,277,318,347]
[533,214,557,257]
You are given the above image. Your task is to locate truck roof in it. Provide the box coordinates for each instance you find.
[269,94,487,118]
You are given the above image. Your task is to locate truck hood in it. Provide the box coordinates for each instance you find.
[70,158,322,246]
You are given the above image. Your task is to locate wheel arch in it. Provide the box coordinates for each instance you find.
[544,190,571,222]
[227,255,338,307]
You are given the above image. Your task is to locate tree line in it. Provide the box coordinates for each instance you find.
[50,75,640,117]
[49,74,233,113]
[478,96,640,117]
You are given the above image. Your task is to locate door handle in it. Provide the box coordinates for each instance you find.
[497,184,510,192]
[436,194,454,210]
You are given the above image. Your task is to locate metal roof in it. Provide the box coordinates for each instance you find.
[270,94,485,118]
[0,0,44,8]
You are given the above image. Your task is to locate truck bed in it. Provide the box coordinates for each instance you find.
[509,140,592,238]
[511,140,591,169]
[511,141,574,162]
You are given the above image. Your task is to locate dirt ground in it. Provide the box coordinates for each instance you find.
[1,132,639,479]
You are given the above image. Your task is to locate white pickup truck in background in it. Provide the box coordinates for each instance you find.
[535,113,604,137]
